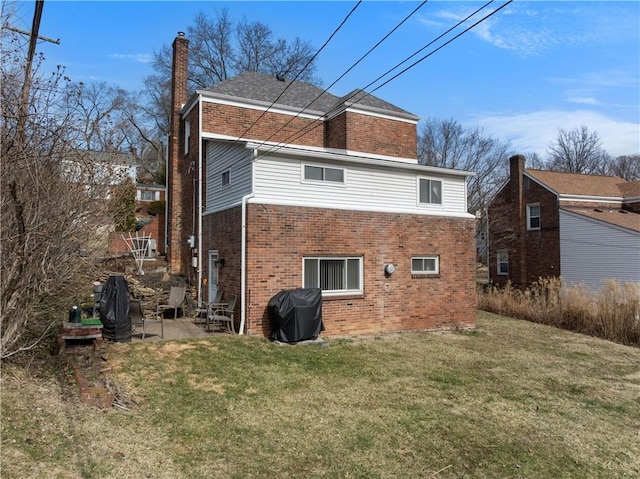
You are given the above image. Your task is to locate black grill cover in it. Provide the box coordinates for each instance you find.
[100,275,131,343]
[269,288,323,342]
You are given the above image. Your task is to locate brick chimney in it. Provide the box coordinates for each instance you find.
[167,32,189,273]
[509,154,527,285]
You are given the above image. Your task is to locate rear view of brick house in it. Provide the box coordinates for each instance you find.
[166,32,477,336]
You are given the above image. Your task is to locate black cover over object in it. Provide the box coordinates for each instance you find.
[100,275,131,343]
[269,288,323,342]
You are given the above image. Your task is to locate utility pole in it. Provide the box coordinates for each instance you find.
[6,0,60,143]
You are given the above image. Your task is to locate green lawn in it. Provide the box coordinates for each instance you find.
[2,311,639,478]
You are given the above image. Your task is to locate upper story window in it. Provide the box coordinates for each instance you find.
[303,165,345,184]
[184,120,190,155]
[221,170,230,187]
[497,250,509,276]
[303,256,362,296]
[411,255,439,275]
[527,203,540,230]
[418,178,442,205]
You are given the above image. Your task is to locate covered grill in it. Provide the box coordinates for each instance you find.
[99,275,131,343]
[268,288,323,343]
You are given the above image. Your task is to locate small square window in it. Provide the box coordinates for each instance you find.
[419,178,442,205]
[411,256,439,275]
[221,170,230,187]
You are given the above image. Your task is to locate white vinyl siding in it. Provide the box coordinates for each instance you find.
[560,210,640,289]
[253,157,469,217]
[205,141,253,212]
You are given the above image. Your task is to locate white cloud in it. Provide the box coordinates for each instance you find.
[109,53,153,64]
[469,110,640,157]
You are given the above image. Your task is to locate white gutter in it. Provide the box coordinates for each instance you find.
[239,149,257,335]
[240,193,255,335]
[196,94,204,309]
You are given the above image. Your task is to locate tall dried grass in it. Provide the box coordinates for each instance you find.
[478,277,640,346]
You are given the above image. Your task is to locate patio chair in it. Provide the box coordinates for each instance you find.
[157,286,186,319]
[207,294,237,333]
[130,298,163,339]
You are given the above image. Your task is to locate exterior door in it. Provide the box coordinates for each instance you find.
[208,250,219,303]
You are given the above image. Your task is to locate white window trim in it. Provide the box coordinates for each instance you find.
[497,250,509,276]
[301,163,347,186]
[221,169,230,188]
[411,255,440,275]
[184,119,190,155]
[302,256,363,296]
[526,203,540,231]
[417,176,444,207]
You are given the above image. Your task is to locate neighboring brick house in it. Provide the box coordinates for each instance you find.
[488,155,640,289]
[167,33,477,336]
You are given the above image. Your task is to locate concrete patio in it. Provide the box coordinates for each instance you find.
[130,315,234,342]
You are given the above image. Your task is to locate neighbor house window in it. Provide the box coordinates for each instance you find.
[418,178,442,205]
[412,256,439,275]
[140,191,155,201]
[497,250,509,275]
[184,120,190,154]
[303,256,362,295]
[221,170,230,187]
[303,165,345,184]
[527,203,540,230]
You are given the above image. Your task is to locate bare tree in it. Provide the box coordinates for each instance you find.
[546,125,611,174]
[1,19,111,358]
[418,117,512,216]
[62,81,131,152]
[143,8,320,143]
[607,154,640,181]
[418,118,513,266]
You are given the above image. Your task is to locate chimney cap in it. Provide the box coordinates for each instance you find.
[177,31,185,38]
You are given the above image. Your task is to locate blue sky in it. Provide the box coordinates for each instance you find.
[9,0,640,157]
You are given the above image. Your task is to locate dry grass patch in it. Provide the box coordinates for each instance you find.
[2,312,639,478]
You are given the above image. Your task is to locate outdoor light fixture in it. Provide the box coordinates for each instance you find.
[384,263,395,275]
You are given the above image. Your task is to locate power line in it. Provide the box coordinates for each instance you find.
[215,1,432,173]
[216,1,363,155]
[257,0,508,160]
[252,1,429,149]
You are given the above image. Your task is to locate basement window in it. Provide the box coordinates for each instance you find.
[303,256,362,295]
[411,256,439,275]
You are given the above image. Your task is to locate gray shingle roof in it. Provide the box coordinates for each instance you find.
[199,71,418,119]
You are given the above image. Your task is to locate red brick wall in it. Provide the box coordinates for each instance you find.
[201,103,324,147]
[167,33,189,274]
[203,204,476,337]
[325,112,417,159]
[344,112,417,159]
[489,157,561,287]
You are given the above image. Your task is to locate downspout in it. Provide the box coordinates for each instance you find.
[239,150,256,335]
[196,94,203,309]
